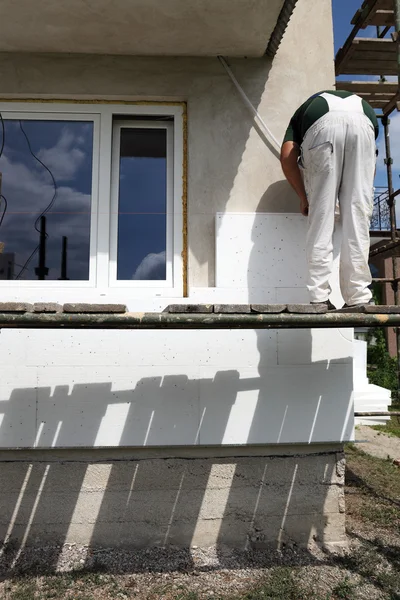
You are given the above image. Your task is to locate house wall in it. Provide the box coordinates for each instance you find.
[0,0,347,554]
[0,0,334,288]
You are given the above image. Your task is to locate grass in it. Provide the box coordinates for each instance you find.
[0,447,399,600]
[331,577,357,600]
[345,443,400,529]
[0,571,344,600]
[371,402,400,439]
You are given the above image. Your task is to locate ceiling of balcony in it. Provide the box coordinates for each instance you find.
[0,0,285,57]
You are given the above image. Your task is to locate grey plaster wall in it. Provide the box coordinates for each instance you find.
[0,446,346,562]
[0,0,285,57]
[0,0,334,287]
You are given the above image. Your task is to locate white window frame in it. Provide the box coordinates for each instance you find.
[0,111,100,289]
[109,120,174,288]
[0,102,184,300]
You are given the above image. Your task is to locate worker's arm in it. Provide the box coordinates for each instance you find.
[280,141,308,216]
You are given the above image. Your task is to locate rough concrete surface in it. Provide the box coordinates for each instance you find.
[0,302,33,312]
[355,425,400,462]
[0,450,346,551]
[63,304,127,313]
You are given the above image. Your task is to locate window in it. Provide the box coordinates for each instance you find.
[0,103,184,297]
[110,121,173,286]
[0,116,96,282]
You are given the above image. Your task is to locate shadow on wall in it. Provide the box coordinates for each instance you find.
[0,358,350,573]
[257,180,299,214]
[188,56,279,285]
[213,205,352,556]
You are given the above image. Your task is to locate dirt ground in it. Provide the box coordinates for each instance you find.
[355,424,400,462]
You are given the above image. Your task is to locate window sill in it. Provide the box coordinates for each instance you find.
[0,287,185,311]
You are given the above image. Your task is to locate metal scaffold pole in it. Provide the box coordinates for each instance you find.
[392,0,400,392]
[383,113,400,391]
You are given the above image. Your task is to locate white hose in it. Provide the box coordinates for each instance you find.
[218,56,281,154]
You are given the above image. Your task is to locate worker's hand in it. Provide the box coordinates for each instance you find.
[300,199,309,217]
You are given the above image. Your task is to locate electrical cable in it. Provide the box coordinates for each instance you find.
[0,113,6,230]
[14,120,58,280]
[15,245,38,279]
[18,120,58,233]
[0,194,7,228]
[0,112,4,158]
[217,56,281,154]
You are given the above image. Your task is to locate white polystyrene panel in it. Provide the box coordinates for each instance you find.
[198,365,353,444]
[24,329,277,369]
[216,213,308,288]
[216,213,344,308]
[0,330,29,365]
[278,329,353,365]
[36,366,201,448]
[0,367,38,447]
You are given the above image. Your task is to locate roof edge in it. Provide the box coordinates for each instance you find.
[266,0,298,58]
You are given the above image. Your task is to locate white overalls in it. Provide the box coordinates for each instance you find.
[300,92,375,306]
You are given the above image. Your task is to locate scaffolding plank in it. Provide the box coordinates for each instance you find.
[336,37,398,75]
[337,304,400,313]
[353,38,397,54]
[251,304,287,313]
[366,101,391,107]
[166,304,213,313]
[364,9,395,27]
[356,93,394,102]
[336,80,398,110]
[369,99,394,107]
[338,62,398,75]
[337,80,398,94]
[351,0,394,27]
[369,238,400,257]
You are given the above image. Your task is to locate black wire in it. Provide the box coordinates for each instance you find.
[0,112,4,158]
[0,114,5,229]
[15,120,58,280]
[18,120,58,233]
[0,194,7,228]
[15,244,38,279]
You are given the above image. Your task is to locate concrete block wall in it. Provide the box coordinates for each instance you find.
[0,447,346,562]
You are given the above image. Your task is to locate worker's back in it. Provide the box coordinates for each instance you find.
[284,90,379,147]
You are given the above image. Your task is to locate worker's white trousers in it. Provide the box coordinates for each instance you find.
[300,111,375,305]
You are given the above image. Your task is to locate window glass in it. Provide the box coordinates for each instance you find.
[116,127,167,281]
[0,120,93,280]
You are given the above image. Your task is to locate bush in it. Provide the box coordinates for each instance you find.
[367,327,398,402]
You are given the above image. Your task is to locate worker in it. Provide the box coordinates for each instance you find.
[280,90,379,309]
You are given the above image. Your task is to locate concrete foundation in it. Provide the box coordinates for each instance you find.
[0,445,346,558]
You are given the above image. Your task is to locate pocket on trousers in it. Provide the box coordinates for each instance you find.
[308,141,333,173]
